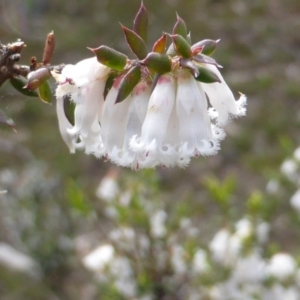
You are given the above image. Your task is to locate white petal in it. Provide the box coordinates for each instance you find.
[130,74,176,165]
[56,97,76,153]
[200,64,246,125]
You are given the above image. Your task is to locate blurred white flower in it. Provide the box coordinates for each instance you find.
[171,245,187,274]
[150,210,167,238]
[53,58,246,169]
[209,228,240,267]
[82,244,114,272]
[280,159,298,182]
[266,179,280,195]
[0,243,40,278]
[232,251,266,283]
[263,284,299,300]
[193,249,209,274]
[290,189,300,213]
[95,168,119,201]
[266,253,297,281]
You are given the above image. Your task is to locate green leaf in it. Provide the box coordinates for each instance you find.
[115,65,141,104]
[10,76,39,97]
[133,2,148,43]
[122,25,148,59]
[194,65,221,83]
[63,96,75,125]
[91,45,128,71]
[38,80,53,104]
[173,13,188,41]
[192,39,219,56]
[104,71,119,100]
[152,33,167,54]
[142,52,172,74]
[171,34,191,58]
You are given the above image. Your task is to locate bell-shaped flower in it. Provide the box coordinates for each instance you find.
[52,57,110,153]
[199,64,246,125]
[130,74,176,168]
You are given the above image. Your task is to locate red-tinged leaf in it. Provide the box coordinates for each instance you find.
[171,34,191,58]
[152,33,167,54]
[122,25,148,59]
[10,76,39,97]
[25,68,51,91]
[193,54,222,68]
[133,2,148,43]
[173,13,188,41]
[0,109,16,132]
[192,39,219,56]
[115,65,142,103]
[180,58,199,77]
[142,52,172,74]
[91,45,128,71]
[194,66,221,83]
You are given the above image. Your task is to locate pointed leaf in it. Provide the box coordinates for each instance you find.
[142,52,172,74]
[0,109,16,131]
[173,13,188,41]
[91,45,128,71]
[152,33,167,54]
[193,54,222,68]
[10,76,39,97]
[171,34,191,58]
[191,39,219,56]
[104,71,119,100]
[115,65,141,103]
[194,66,221,83]
[63,96,75,125]
[38,80,53,104]
[122,25,148,59]
[133,2,148,43]
[180,58,199,77]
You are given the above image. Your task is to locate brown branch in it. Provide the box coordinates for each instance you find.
[0,41,30,88]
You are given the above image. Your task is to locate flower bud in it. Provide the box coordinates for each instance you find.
[25,67,51,91]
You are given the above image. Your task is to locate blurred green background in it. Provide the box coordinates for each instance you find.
[0,0,299,299]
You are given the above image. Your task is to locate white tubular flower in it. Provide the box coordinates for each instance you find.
[200,64,246,125]
[130,74,176,168]
[53,57,110,153]
[176,70,223,161]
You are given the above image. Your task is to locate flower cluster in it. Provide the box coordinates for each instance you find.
[53,3,246,169]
